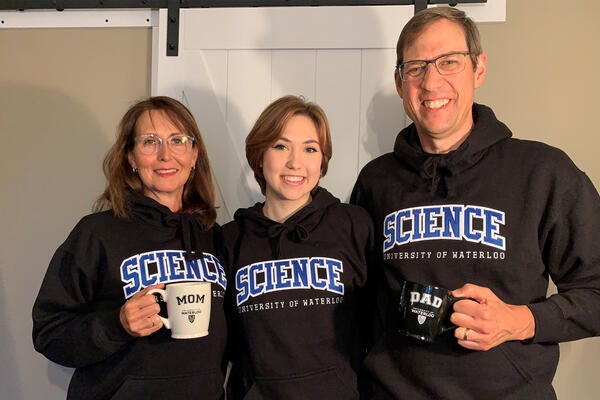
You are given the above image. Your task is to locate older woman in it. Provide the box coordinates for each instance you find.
[33,96,228,400]
[223,95,374,400]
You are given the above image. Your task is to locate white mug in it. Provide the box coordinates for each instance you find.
[147,282,211,339]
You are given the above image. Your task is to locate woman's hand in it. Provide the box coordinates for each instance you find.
[119,284,165,337]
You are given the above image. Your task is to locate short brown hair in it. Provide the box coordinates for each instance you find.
[396,6,482,68]
[246,95,332,195]
[94,96,217,227]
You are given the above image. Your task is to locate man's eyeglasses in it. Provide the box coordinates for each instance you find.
[397,52,471,82]
[134,134,195,155]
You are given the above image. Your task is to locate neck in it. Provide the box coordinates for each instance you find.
[418,114,475,155]
[419,131,470,154]
[263,196,312,223]
[144,189,183,213]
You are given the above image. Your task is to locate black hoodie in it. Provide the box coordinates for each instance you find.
[32,191,228,400]
[350,104,600,400]
[222,187,374,400]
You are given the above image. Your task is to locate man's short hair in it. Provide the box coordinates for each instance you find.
[396,6,483,68]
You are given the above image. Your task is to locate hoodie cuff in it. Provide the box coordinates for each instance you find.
[102,309,136,345]
[526,300,565,343]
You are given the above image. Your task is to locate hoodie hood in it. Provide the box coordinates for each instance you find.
[393,103,512,197]
[125,190,203,260]
[233,187,340,259]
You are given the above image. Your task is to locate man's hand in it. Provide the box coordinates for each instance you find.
[450,283,535,351]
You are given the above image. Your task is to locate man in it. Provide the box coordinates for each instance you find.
[351,6,600,400]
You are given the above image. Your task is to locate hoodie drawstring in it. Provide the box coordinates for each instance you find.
[266,221,309,259]
[422,157,460,198]
[180,213,197,261]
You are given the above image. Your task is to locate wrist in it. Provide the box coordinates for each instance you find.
[514,305,535,341]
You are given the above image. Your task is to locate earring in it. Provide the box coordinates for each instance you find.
[191,166,196,171]
[132,167,138,173]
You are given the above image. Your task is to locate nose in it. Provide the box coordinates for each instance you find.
[286,148,301,169]
[421,62,443,89]
[157,141,172,160]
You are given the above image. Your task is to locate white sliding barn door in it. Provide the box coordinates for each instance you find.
[152,3,505,223]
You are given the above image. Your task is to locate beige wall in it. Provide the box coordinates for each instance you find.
[0,1,598,399]
[0,27,151,399]
[477,0,600,188]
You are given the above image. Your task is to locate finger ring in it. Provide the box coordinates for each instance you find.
[463,327,470,341]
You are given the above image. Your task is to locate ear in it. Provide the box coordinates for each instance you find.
[394,68,405,100]
[127,152,137,170]
[473,53,487,89]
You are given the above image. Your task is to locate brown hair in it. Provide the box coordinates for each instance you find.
[245,95,332,195]
[93,96,217,227]
[396,6,482,68]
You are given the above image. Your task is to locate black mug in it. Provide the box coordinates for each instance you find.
[397,280,470,343]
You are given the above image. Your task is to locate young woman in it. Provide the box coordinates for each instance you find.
[33,96,228,400]
[223,95,374,400]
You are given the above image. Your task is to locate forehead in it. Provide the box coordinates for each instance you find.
[135,109,180,134]
[280,114,320,143]
[403,19,468,60]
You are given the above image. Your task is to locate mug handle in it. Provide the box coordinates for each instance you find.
[146,288,170,329]
[440,296,475,334]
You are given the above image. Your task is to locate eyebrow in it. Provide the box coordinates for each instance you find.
[403,50,470,64]
[277,136,320,145]
[139,132,182,137]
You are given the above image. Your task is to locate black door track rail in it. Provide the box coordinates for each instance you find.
[0,0,487,56]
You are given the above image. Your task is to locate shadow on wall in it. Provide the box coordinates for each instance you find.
[364,87,408,162]
[182,88,258,225]
[0,85,108,400]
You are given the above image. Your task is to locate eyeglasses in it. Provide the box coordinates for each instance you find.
[134,134,195,155]
[398,52,471,81]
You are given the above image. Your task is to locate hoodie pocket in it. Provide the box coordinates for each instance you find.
[496,342,534,384]
[111,369,223,400]
[245,366,358,400]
